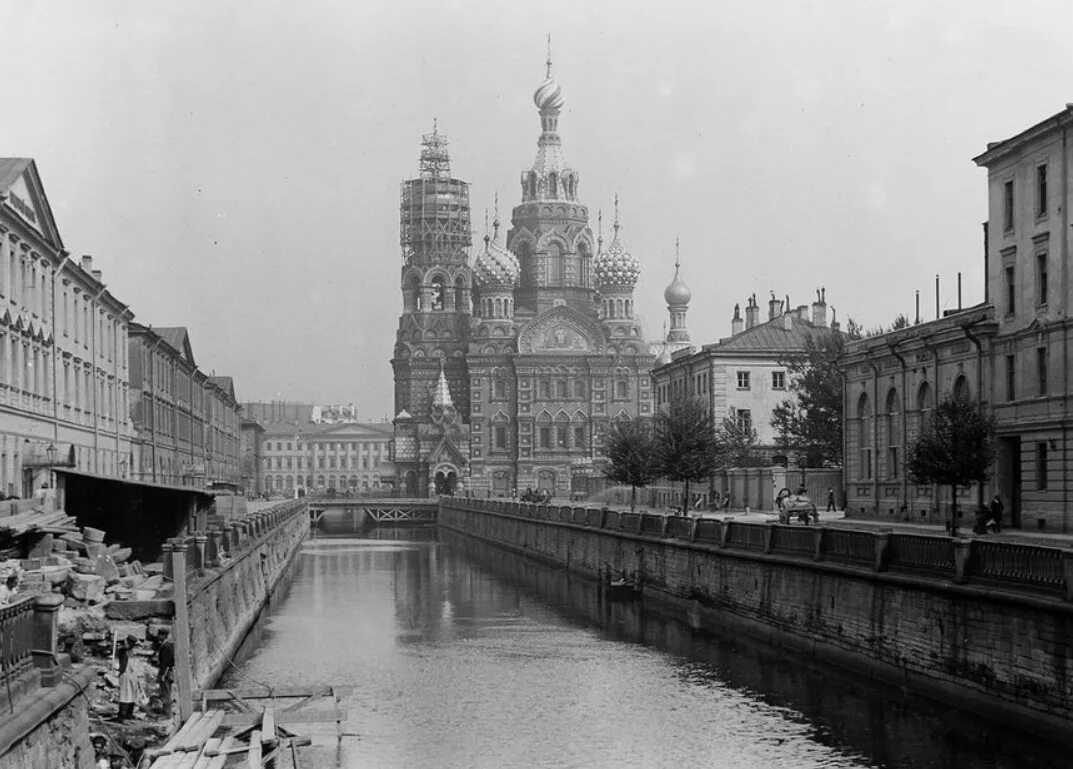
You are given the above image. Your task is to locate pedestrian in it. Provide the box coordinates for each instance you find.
[0,573,18,605]
[988,493,1004,533]
[826,488,836,512]
[117,636,142,721]
[91,734,110,769]
[153,629,175,717]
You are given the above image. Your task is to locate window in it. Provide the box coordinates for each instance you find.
[615,380,628,399]
[574,426,586,449]
[555,427,567,449]
[556,380,568,398]
[494,379,506,398]
[736,409,752,433]
[1037,442,1048,490]
[1003,179,1014,231]
[1036,253,1048,306]
[539,379,550,399]
[736,371,750,390]
[1006,354,1016,401]
[1037,347,1047,396]
[772,371,785,390]
[494,425,507,450]
[1005,266,1015,315]
[573,380,585,398]
[887,447,899,478]
[1037,164,1047,217]
[539,427,551,449]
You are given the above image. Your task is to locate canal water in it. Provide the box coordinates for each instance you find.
[221,526,1067,769]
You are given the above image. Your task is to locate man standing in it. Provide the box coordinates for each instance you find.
[988,494,1004,533]
[826,488,837,512]
[154,629,175,717]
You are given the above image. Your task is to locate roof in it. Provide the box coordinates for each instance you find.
[0,157,65,251]
[207,376,236,401]
[155,327,195,365]
[705,313,840,355]
[973,105,1073,166]
[260,421,393,439]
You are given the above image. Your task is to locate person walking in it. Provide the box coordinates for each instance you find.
[153,629,175,717]
[117,636,143,721]
[988,494,1004,533]
[826,488,837,512]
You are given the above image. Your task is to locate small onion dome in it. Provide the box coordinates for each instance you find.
[473,232,520,290]
[655,345,673,367]
[533,77,565,111]
[664,268,691,306]
[594,236,640,290]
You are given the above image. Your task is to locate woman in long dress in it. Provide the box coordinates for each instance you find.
[117,637,143,720]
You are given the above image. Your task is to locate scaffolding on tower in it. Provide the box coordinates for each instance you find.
[400,124,471,265]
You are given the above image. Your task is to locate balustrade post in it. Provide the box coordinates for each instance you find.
[1061,551,1073,602]
[222,525,236,556]
[812,528,825,561]
[952,539,973,583]
[207,530,222,566]
[192,535,208,573]
[161,542,175,582]
[762,523,775,554]
[720,521,732,549]
[170,542,193,722]
[32,594,64,685]
[689,517,699,542]
[873,530,892,572]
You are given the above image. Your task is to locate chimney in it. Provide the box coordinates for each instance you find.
[830,307,840,332]
[797,304,809,320]
[81,255,93,273]
[768,291,781,320]
[745,294,760,329]
[783,312,793,331]
[731,303,743,335]
[811,287,827,327]
[92,269,103,283]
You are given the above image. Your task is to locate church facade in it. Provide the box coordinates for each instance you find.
[391,63,654,498]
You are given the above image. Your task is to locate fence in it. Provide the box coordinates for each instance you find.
[0,596,35,705]
[441,498,1073,601]
[642,467,844,513]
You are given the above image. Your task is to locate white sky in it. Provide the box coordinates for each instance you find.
[4,0,1071,417]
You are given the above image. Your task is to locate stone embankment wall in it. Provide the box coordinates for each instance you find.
[0,668,95,769]
[440,499,1073,746]
[180,501,307,691]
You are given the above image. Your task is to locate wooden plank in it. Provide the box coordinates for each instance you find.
[262,706,276,743]
[191,739,221,769]
[195,685,353,701]
[218,709,348,728]
[281,686,331,714]
[156,712,204,755]
[205,757,227,769]
[246,730,262,769]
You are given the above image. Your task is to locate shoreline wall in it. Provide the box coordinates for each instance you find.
[439,498,1073,747]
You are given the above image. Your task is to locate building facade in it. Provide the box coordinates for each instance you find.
[239,416,264,495]
[260,420,394,496]
[0,158,134,497]
[127,324,241,488]
[844,104,1073,532]
[391,64,654,498]
[652,291,838,460]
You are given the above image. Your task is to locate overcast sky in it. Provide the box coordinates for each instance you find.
[4,1,1072,417]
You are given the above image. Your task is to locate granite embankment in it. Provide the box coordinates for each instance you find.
[440,498,1073,746]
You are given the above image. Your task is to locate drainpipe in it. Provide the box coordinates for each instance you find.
[88,285,107,475]
[867,359,880,517]
[919,334,941,523]
[1062,122,1070,532]
[887,339,909,519]
[962,321,986,512]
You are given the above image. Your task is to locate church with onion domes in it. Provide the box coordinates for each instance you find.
[390,52,672,498]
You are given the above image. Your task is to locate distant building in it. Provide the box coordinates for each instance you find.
[259,419,394,496]
[239,416,264,495]
[652,290,840,462]
[0,158,134,496]
[127,324,241,488]
[843,103,1073,531]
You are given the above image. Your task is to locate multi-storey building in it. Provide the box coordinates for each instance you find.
[127,324,241,488]
[652,291,840,462]
[260,420,394,496]
[844,104,1073,532]
[391,62,654,498]
[0,158,133,497]
[240,416,264,495]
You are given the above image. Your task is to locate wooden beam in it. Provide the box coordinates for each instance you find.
[246,730,261,769]
[195,685,353,701]
[218,709,348,728]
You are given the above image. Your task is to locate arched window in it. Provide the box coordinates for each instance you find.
[917,382,932,412]
[885,388,899,479]
[539,379,551,400]
[454,276,466,313]
[548,172,558,199]
[573,380,585,398]
[953,375,970,402]
[615,379,628,399]
[537,411,553,450]
[556,380,568,398]
[494,297,503,317]
[527,171,538,199]
[494,377,506,399]
[547,242,563,285]
[857,393,872,481]
[430,276,446,310]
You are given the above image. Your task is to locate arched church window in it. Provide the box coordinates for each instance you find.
[547,243,563,285]
[573,380,585,398]
[615,379,629,399]
[539,379,551,400]
[857,393,872,481]
[494,378,506,399]
[528,171,538,199]
[953,375,970,402]
[454,276,466,313]
[556,380,568,398]
[548,172,558,199]
[430,276,445,310]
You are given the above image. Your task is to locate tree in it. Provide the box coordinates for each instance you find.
[771,330,847,467]
[906,395,996,536]
[655,396,719,512]
[601,416,660,512]
[714,411,765,468]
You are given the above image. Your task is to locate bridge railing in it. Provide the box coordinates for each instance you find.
[439,497,1073,601]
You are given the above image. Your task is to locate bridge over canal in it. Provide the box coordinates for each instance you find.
[307,496,438,528]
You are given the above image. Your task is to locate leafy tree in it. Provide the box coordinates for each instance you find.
[771,330,846,467]
[655,396,719,512]
[906,395,996,536]
[714,411,765,468]
[601,416,660,512]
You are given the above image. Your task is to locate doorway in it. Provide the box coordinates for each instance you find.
[997,436,1022,528]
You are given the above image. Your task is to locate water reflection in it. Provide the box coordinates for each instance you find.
[221,530,1066,769]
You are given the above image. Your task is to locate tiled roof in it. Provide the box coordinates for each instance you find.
[154,327,193,361]
[706,314,840,355]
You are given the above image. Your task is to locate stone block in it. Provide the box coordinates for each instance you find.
[111,621,146,642]
[84,542,106,559]
[82,526,106,543]
[95,555,121,585]
[29,534,53,557]
[104,599,174,620]
[21,558,43,571]
[66,572,106,603]
[73,557,96,575]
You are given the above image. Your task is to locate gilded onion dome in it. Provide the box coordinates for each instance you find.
[594,199,640,291]
[472,219,519,291]
[664,251,691,306]
[533,76,565,111]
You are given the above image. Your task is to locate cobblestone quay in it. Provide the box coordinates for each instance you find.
[439,497,1073,746]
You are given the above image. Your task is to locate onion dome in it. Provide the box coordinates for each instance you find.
[472,223,519,291]
[664,244,691,305]
[533,77,565,111]
[595,198,640,291]
[655,344,673,367]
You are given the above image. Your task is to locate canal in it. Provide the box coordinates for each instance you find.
[221,526,1067,769]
